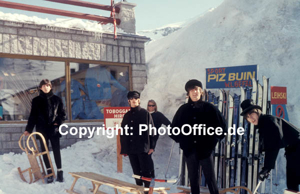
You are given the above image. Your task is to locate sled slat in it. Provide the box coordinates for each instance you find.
[67,172,170,194]
[177,186,253,194]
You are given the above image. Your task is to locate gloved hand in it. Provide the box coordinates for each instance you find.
[259,168,271,181]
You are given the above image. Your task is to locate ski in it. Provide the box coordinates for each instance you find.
[252,82,263,190]
[225,94,234,188]
[241,87,251,194]
[247,78,257,191]
[214,90,223,185]
[236,87,245,190]
[260,76,269,193]
[219,89,226,188]
[222,90,229,188]
[229,94,240,187]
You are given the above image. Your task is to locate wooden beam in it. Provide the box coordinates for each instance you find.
[0,0,120,25]
[45,0,120,13]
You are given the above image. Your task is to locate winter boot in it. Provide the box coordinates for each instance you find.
[47,169,54,184]
[56,170,64,182]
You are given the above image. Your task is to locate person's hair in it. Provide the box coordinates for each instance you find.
[39,79,52,89]
[244,108,262,120]
[147,99,157,112]
[186,86,202,96]
[186,86,203,101]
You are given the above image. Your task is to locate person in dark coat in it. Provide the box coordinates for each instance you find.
[240,99,300,192]
[147,99,171,177]
[120,91,157,190]
[24,79,66,183]
[169,79,226,194]
[147,99,171,130]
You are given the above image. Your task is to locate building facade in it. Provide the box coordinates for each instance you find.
[0,2,149,154]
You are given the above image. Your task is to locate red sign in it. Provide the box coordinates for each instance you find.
[104,107,130,129]
[271,86,287,105]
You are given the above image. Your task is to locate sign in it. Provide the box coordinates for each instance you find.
[272,104,289,121]
[104,107,130,129]
[206,65,257,89]
[103,107,130,173]
[271,86,287,104]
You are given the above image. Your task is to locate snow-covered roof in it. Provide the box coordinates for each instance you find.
[0,11,150,40]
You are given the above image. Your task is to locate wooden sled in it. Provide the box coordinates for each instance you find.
[18,132,56,184]
[284,190,300,194]
[177,186,253,194]
[66,172,170,194]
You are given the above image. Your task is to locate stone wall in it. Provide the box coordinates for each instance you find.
[0,18,149,154]
[0,20,149,92]
[0,123,100,154]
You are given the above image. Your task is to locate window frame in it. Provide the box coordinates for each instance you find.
[0,53,133,124]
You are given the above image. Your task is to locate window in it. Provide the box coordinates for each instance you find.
[0,56,131,122]
[65,63,130,120]
[0,57,66,121]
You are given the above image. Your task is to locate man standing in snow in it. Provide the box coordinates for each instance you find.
[240,99,300,192]
[120,91,157,191]
[24,79,66,183]
[170,79,226,194]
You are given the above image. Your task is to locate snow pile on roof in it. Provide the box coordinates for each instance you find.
[0,11,124,34]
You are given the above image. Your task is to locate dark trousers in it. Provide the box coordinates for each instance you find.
[39,136,62,170]
[286,144,300,191]
[128,153,155,188]
[186,152,219,194]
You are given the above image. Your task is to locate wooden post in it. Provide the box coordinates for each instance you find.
[117,132,122,173]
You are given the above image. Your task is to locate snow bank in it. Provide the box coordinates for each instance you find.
[142,0,300,193]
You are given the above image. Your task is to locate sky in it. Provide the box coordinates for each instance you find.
[0,0,224,31]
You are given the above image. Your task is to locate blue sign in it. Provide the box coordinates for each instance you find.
[206,65,257,89]
[272,104,289,121]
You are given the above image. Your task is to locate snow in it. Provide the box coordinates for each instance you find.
[137,21,185,42]
[0,11,124,34]
[0,133,180,194]
[141,0,300,193]
[142,0,300,129]
[1,0,300,193]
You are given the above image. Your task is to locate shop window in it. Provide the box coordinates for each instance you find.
[0,57,66,121]
[65,63,130,120]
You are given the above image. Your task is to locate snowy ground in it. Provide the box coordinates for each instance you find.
[1,0,299,193]
[0,132,180,194]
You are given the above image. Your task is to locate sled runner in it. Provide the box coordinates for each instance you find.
[17,132,56,184]
[66,172,170,194]
[176,186,253,194]
[284,190,300,194]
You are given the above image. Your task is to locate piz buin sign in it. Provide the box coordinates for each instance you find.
[206,65,257,89]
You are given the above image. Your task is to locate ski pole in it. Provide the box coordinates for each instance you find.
[165,141,175,178]
[253,180,262,194]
